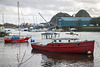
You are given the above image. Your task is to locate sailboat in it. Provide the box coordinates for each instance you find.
[4,2,30,43]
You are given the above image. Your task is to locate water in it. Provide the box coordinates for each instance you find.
[0,32,100,67]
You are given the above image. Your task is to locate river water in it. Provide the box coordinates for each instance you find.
[0,31,100,67]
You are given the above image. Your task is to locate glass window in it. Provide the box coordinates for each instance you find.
[52,45,54,46]
[59,40,61,42]
[58,44,60,46]
[54,40,56,42]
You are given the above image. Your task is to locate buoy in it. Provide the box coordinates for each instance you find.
[76,40,78,42]
[87,51,92,54]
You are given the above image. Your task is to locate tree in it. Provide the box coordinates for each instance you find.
[50,12,71,23]
[89,17,100,26]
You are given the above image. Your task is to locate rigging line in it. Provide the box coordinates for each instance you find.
[19,7,26,23]
[18,2,26,24]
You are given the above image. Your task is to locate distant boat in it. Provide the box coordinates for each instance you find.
[4,2,30,43]
[66,32,78,36]
[20,28,29,31]
[70,28,77,31]
[4,36,30,43]
[31,32,94,54]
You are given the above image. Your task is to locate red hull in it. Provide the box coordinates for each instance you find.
[31,41,94,54]
[4,37,30,43]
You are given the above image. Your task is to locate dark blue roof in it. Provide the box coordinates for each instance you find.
[40,23,47,24]
[59,17,92,21]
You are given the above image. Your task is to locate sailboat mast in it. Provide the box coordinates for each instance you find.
[2,13,4,25]
[17,2,20,36]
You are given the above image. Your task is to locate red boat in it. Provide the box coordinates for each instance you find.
[31,32,95,54]
[4,2,30,43]
[4,36,30,43]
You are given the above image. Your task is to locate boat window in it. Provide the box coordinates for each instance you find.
[49,35,52,39]
[42,35,46,39]
[77,44,80,45]
[54,40,56,42]
[59,40,61,42]
[58,44,60,46]
[62,40,68,43]
[52,45,54,46]
[70,40,75,42]
[68,40,70,42]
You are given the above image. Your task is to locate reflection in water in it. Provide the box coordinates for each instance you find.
[31,49,94,67]
[4,42,29,47]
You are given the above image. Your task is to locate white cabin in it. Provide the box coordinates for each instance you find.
[0,26,4,32]
[41,32,60,45]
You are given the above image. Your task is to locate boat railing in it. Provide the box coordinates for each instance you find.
[41,32,60,39]
[51,38,80,43]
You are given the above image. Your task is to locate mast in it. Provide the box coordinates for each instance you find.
[33,15,34,23]
[2,13,4,25]
[17,2,20,36]
[17,2,21,66]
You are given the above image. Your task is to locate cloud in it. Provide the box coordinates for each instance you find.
[0,0,100,24]
[74,0,100,4]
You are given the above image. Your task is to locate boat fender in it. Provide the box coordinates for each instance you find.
[87,51,92,54]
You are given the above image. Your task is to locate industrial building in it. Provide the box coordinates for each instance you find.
[57,17,92,27]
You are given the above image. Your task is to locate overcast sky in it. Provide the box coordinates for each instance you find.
[0,0,100,24]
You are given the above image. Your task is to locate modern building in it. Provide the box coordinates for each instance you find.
[57,17,92,27]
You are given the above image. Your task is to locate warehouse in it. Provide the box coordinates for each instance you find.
[57,17,92,27]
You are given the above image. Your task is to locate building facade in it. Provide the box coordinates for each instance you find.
[57,17,92,27]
